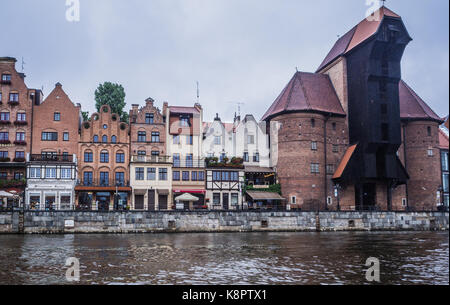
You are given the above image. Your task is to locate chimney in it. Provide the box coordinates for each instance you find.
[214,113,221,121]
[0,57,17,66]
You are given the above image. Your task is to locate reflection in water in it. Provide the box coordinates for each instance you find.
[0,232,448,285]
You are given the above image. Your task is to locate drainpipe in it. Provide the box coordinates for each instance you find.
[402,123,409,210]
[323,114,331,211]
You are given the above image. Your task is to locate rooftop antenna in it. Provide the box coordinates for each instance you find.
[21,57,26,73]
[295,66,299,72]
[381,0,386,7]
[196,81,199,104]
[227,101,245,118]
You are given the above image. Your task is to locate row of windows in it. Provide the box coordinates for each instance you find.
[82,172,125,185]
[0,132,26,141]
[212,171,240,182]
[135,168,168,181]
[0,172,24,180]
[84,151,125,163]
[41,132,70,141]
[173,171,205,181]
[0,112,26,121]
[173,135,193,145]
[212,193,239,205]
[0,92,19,103]
[137,131,160,143]
[29,167,72,179]
[92,135,118,143]
[0,151,25,159]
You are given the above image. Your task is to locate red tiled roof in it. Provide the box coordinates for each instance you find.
[203,121,234,133]
[399,80,443,123]
[439,129,449,150]
[261,72,345,121]
[317,6,402,72]
[170,106,199,114]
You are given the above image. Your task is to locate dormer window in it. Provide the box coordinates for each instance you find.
[146,113,154,124]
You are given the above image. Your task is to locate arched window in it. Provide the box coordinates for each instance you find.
[427,126,432,137]
[100,150,109,163]
[138,131,146,142]
[102,135,108,143]
[93,135,99,143]
[111,135,117,143]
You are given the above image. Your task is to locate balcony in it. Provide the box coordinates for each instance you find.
[205,157,244,169]
[14,120,28,126]
[0,140,11,145]
[8,101,19,106]
[131,155,172,164]
[173,157,205,168]
[0,120,11,125]
[0,157,11,163]
[29,154,74,163]
[14,140,26,146]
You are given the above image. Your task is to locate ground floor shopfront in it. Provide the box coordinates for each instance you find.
[25,182,76,210]
[75,186,131,211]
[131,188,172,210]
[173,189,206,210]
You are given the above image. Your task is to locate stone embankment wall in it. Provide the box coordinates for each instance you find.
[0,211,448,234]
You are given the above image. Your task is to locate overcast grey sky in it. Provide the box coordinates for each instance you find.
[1,0,448,122]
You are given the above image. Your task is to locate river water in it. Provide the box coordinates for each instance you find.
[0,232,448,285]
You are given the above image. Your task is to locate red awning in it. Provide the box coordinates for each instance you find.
[173,189,206,194]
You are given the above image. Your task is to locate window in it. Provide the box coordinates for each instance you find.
[244,152,249,162]
[327,196,332,206]
[186,135,193,145]
[332,122,337,131]
[83,172,93,185]
[333,145,339,153]
[0,92,2,102]
[311,119,316,128]
[186,154,193,167]
[311,163,320,174]
[16,132,25,141]
[2,74,11,82]
[311,141,318,151]
[63,132,69,141]
[247,135,255,144]
[402,198,407,207]
[253,153,260,162]
[116,152,125,163]
[191,171,198,181]
[151,132,160,143]
[0,112,9,121]
[0,151,8,159]
[15,151,25,159]
[42,132,57,141]
[222,171,229,181]
[180,116,189,127]
[46,167,57,179]
[427,149,434,157]
[0,132,9,141]
[100,172,109,186]
[213,193,221,205]
[145,113,154,124]
[173,135,180,144]
[111,135,117,143]
[231,193,238,206]
[214,136,221,145]
[326,164,335,175]
[103,124,108,129]
[115,172,125,186]
[102,135,108,143]
[138,150,146,156]
[427,126,432,137]
[54,113,60,121]
[147,168,156,180]
[135,168,144,180]
[62,152,69,161]
[198,171,205,181]
[30,168,41,179]
[291,196,296,204]
[212,171,221,181]
[61,168,72,179]
[442,173,449,193]
[100,151,109,163]
[84,151,93,162]
[138,131,146,142]
[173,171,180,181]
[182,171,190,181]
[93,135,99,143]
[14,172,24,180]
[0,172,7,179]
[381,124,389,141]
[230,172,239,181]
[159,168,168,181]
[9,93,19,102]
[173,154,180,167]
[441,151,449,171]
[151,150,160,156]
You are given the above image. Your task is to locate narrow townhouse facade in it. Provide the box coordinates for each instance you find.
[0,57,42,205]
[166,104,206,210]
[439,125,449,210]
[129,98,172,210]
[75,104,131,210]
[25,83,81,210]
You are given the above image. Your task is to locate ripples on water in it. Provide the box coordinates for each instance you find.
[0,232,448,285]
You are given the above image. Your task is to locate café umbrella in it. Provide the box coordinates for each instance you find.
[175,193,199,202]
[0,191,16,198]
